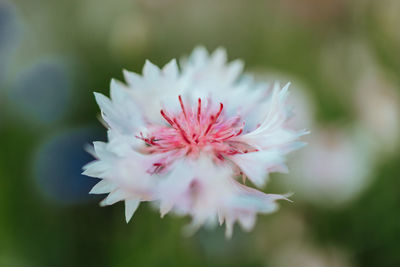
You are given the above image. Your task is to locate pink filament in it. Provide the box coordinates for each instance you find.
[138,96,253,171]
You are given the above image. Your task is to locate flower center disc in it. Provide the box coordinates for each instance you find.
[138,95,249,161]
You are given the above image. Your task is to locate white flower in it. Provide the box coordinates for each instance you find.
[287,127,372,206]
[83,47,307,237]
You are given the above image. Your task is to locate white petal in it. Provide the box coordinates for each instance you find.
[100,189,129,206]
[110,79,127,101]
[218,213,224,225]
[231,184,289,214]
[179,47,247,111]
[89,179,117,194]
[238,214,256,232]
[156,157,234,221]
[190,46,209,65]
[143,60,160,80]
[226,59,244,83]
[94,92,113,120]
[225,216,234,239]
[93,141,109,159]
[229,151,284,187]
[160,201,174,218]
[162,59,179,79]
[106,130,140,157]
[125,199,140,223]
[234,82,307,153]
[211,47,227,66]
[94,84,143,134]
[82,160,110,178]
[123,69,142,86]
[156,160,196,216]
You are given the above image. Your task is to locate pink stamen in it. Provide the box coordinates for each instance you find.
[197,98,201,123]
[178,95,187,119]
[173,118,191,144]
[140,97,249,164]
[160,110,174,126]
[215,103,224,120]
[235,128,243,136]
[204,103,224,136]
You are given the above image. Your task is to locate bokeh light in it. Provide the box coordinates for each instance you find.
[288,127,373,207]
[7,57,73,125]
[33,126,103,205]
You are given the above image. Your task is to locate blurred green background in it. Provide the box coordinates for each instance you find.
[1,0,400,266]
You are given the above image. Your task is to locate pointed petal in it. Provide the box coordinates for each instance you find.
[190,46,209,64]
[226,59,244,82]
[94,84,143,134]
[125,199,140,223]
[211,47,227,66]
[100,189,128,206]
[162,59,179,79]
[94,92,113,118]
[143,60,160,80]
[160,201,174,218]
[230,151,284,187]
[225,216,234,239]
[123,69,142,86]
[89,179,117,194]
[82,160,110,178]
[110,79,127,101]
[238,214,256,232]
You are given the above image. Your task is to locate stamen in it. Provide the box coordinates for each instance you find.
[178,95,187,119]
[216,153,224,161]
[204,103,224,136]
[148,162,163,174]
[215,103,224,121]
[173,118,191,144]
[135,132,158,145]
[197,98,202,123]
[235,128,243,136]
[144,98,246,161]
[160,110,174,126]
[221,128,243,141]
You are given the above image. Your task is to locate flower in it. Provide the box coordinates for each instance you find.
[287,127,372,206]
[83,47,307,237]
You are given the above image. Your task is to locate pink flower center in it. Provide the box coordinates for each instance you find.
[138,96,254,172]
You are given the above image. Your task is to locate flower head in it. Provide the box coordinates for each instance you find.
[83,47,307,237]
